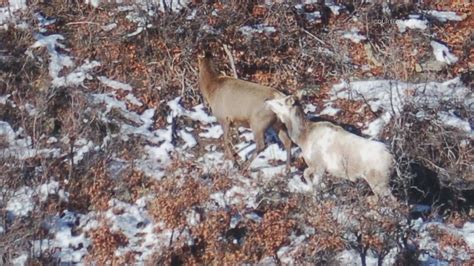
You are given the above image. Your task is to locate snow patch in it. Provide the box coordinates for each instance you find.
[199,124,223,139]
[330,78,471,138]
[342,29,366,43]
[33,211,91,263]
[430,41,458,65]
[0,121,60,160]
[52,60,100,87]
[362,112,392,138]
[396,17,428,33]
[179,129,197,149]
[6,181,68,218]
[6,186,35,217]
[295,4,322,22]
[325,0,344,15]
[287,173,313,193]
[304,103,317,114]
[0,0,27,27]
[414,219,472,261]
[73,139,95,163]
[0,94,10,104]
[277,235,307,264]
[30,34,75,81]
[438,111,471,134]
[11,254,28,266]
[240,24,277,36]
[38,181,62,201]
[84,0,100,8]
[85,0,189,13]
[105,198,177,262]
[125,94,143,106]
[98,76,133,91]
[168,98,216,124]
[460,222,474,249]
[425,10,464,22]
[320,104,340,116]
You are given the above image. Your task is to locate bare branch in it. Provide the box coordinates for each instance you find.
[223,44,238,78]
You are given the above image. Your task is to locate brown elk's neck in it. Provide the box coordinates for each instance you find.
[198,56,219,101]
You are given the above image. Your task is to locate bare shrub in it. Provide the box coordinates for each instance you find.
[85,225,129,265]
[391,100,473,213]
[148,177,210,228]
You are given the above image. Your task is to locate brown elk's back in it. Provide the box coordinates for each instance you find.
[198,53,284,123]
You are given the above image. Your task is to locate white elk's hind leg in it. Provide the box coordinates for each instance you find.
[303,167,314,183]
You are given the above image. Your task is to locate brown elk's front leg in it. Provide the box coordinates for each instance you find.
[277,125,292,173]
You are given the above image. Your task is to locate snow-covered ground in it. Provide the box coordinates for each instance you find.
[323,78,472,138]
[0,1,472,265]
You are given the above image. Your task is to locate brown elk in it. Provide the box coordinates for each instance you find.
[198,52,292,171]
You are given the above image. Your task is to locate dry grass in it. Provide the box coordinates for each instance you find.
[0,0,472,264]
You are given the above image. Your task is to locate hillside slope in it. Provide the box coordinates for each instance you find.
[0,1,472,265]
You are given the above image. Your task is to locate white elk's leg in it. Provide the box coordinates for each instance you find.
[365,170,395,202]
[370,182,396,202]
[304,163,325,187]
[303,167,314,182]
[312,168,325,187]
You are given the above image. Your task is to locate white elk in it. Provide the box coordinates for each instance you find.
[266,94,394,199]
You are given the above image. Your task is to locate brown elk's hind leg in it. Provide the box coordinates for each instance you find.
[245,120,272,169]
[220,118,234,160]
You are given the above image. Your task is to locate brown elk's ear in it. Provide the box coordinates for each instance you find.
[204,50,212,58]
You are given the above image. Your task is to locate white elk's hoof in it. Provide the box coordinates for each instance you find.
[303,168,323,188]
[366,195,379,206]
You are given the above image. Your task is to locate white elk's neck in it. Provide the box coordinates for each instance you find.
[284,107,307,146]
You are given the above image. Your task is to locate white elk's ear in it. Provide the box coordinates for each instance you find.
[295,90,305,100]
[286,96,295,106]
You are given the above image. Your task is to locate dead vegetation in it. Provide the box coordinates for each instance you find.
[391,100,473,214]
[0,0,472,264]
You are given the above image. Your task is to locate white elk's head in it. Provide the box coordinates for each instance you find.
[265,91,304,125]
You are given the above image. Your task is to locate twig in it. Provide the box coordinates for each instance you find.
[65,21,100,26]
[180,68,186,96]
[301,28,326,46]
[68,137,74,181]
[354,91,379,118]
[223,44,238,78]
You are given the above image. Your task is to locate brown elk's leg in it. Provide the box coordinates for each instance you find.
[278,127,292,173]
[220,118,234,160]
[245,120,271,169]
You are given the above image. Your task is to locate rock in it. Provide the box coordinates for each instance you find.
[415,63,423,73]
[416,60,446,73]
[364,43,382,67]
